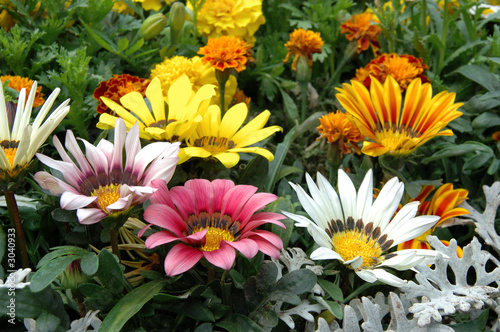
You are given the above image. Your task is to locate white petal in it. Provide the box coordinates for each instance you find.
[337,169,357,220]
[356,169,373,223]
[316,172,344,221]
[307,223,333,249]
[345,256,363,269]
[289,181,328,229]
[369,176,404,230]
[386,215,439,247]
[77,208,107,225]
[357,268,408,287]
[310,247,344,262]
[60,191,97,210]
[281,211,313,228]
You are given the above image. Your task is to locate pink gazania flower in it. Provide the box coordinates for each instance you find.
[34,118,180,225]
[139,179,286,276]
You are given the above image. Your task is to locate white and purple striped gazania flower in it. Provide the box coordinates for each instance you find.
[139,179,286,276]
[34,118,180,225]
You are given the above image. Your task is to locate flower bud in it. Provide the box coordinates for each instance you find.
[59,260,90,290]
[139,13,167,40]
[169,2,186,44]
[296,55,312,83]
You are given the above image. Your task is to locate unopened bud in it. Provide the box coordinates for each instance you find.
[140,13,167,40]
[296,55,312,83]
[170,2,186,44]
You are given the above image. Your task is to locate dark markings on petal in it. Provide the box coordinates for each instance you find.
[336,219,344,233]
[377,234,388,246]
[364,221,373,236]
[356,219,364,233]
[346,216,355,231]
[110,167,123,184]
[330,220,338,233]
[372,227,381,241]
[384,253,397,260]
[380,239,394,251]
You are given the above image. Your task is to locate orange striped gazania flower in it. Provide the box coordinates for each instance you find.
[398,184,469,257]
[1,76,45,107]
[335,76,464,157]
[354,53,430,90]
[317,111,363,155]
[340,12,381,54]
[283,29,324,71]
[198,36,250,73]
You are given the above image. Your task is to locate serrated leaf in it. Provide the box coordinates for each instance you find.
[99,279,167,332]
[30,255,79,293]
[80,20,117,53]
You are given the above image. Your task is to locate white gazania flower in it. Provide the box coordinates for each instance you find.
[34,118,180,225]
[283,169,442,287]
[0,81,70,184]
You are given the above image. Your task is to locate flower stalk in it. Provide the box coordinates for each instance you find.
[109,228,121,261]
[5,191,29,268]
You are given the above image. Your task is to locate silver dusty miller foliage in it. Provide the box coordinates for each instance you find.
[303,181,500,331]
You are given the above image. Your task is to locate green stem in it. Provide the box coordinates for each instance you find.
[5,191,29,268]
[219,80,226,114]
[109,228,121,262]
[318,56,349,101]
[300,81,308,123]
[343,281,383,303]
[328,143,342,185]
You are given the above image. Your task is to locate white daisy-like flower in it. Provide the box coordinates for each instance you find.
[282,169,442,287]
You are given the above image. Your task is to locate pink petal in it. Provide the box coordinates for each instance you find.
[169,186,196,220]
[241,212,286,233]
[211,179,234,211]
[124,122,141,174]
[82,140,109,181]
[144,204,187,237]
[105,195,133,213]
[141,156,178,185]
[251,237,282,259]
[220,185,257,219]
[227,238,259,259]
[138,224,152,237]
[33,171,79,196]
[145,230,179,248]
[64,130,93,175]
[110,118,126,180]
[150,179,176,208]
[36,154,84,189]
[184,179,214,214]
[61,191,97,210]
[249,230,284,251]
[236,193,278,224]
[203,243,236,270]
[77,208,107,225]
[164,243,203,276]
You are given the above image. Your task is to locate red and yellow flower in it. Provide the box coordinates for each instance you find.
[93,74,150,114]
[340,12,382,54]
[317,111,363,155]
[198,36,251,73]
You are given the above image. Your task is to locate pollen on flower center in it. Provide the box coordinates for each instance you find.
[194,226,235,251]
[194,136,236,155]
[331,230,383,269]
[2,147,16,168]
[375,125,420,153]
[91,184,122,213]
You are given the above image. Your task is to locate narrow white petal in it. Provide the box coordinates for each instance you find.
[316,172,344,221]
[289,181,329,229]
[60,191,97,210]
[357,268,408,287]
[345,256,363,269]
[305,173,334,226]
[281,211,313,228]
[386,215,439,247]
[337,169,357,220]
[356,169,373,222]
[11,89,28,140]
[77,208,106,225]
[310,247,344,262]
[369,177,403,230]
[0,86,9,140]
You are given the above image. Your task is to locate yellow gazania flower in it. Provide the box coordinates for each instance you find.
[183,103,282,168]
[398,184,469,258]
[317,111,363,155]
[1,76,45,107]
[336,76,464,157]
[96,75,216,162]
[188,0,265,43]
[283,29,324,71]
[150,55,237,109]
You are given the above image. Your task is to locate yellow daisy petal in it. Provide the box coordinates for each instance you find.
[219,103,248,139]
[214,152,240,168]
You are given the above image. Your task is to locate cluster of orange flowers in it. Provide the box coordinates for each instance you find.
[340,12,382,55]
[354,53,430,90]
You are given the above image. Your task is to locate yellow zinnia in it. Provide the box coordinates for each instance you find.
[150,56,237,109]
[188,0,265,43]
[96,75,215,163]
[183,103,282,168]
[336,76,463,157]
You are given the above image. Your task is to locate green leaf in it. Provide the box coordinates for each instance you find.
[444,40,488,68]
[37,246,88,268]
[266,127,297,192]
[472,112,500,130]
[99,279,167,332]
[35,313,63,332]
[324,300,343,319]
[251,308,279,328]
[117,37,129,52]
[276,165,303,183]
[95,249,125,294]
[450,309,489,332]
[80,252,99,276]
[279,87,299,125]
[274,269,317,295]
[30,255,79,293]
[124,38,144,56]
[216,313,265,332]
[453,65,500,92]
[228,269,246,289]
[422,142,492,163]
[166,300,216,322]
[268,290,301,305]
[317,279,344,301]
[238,155,269,190]
[80,20,117,53]
[193,323,213,332]
[463,91,500,113]
[463,151,494,173]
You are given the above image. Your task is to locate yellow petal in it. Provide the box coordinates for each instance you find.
[229,147,275,162]
[214,151,240,168]
[97,113,119,130]
[231,110,270,143]
[120,92,156,125]
[220,103,248,139]
[101,97,145,129]
[234,126,282,148]
[146,77,166,122]
[182,147,212,158]
[168,75,192,120]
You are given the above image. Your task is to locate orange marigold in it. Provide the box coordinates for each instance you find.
[231,88,251,108]
[283,28,324,71]
[198,36,250,72]
[354,53,430,90]
[340,12,381,54]
[1,75,45,107]
[317,111,363,155]
[93,74,150,114]
[492,131,500,142]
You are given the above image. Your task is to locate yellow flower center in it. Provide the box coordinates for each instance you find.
[194,136,236,155]
[193,226,235,252]
[91,184,122,213]
[331,230,383,269]
[2,147,16,168]
[375,125,420,155]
